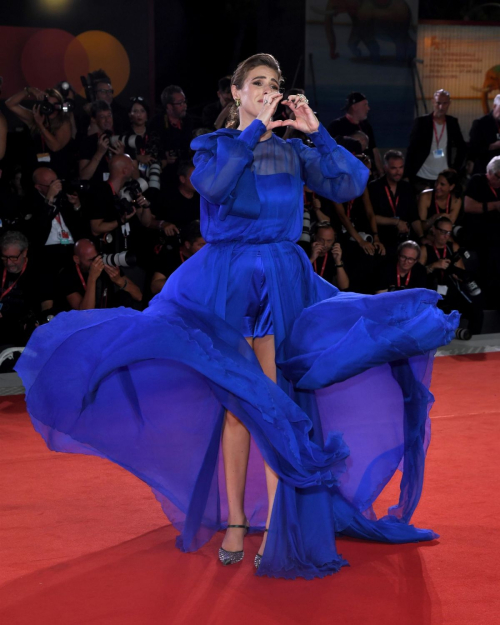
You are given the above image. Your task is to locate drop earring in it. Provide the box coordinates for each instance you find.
[235,98,241,107]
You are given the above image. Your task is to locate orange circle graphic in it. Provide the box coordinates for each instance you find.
[74,31,130,97]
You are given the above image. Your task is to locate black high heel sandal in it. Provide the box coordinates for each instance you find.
[254,528,268,569]
[218,524,249,566]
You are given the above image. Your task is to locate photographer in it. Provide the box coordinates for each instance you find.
[308,222,349,290]
[376,241,426,293]
[86,154,153,301]
[0,231,53,347]
[6,87,75,179]
[420,216,483,336]
[150,221,205,295]
[368,150,422,255]
[79,101,125,184]
[59,239,142,310]
[26,167,87,284]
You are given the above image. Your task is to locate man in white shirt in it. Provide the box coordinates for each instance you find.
[405,89,467,194]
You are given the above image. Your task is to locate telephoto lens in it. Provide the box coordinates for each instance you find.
[147,163,161,191]
[101,252,137,268]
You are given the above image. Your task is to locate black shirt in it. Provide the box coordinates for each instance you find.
[327,116,377,163]
[85,182,143,255]
[157,186,200,230]
[153,246,184,278]
[58,262,119,309]
[0,259,50,320]
[79,134,110,185]
[377,261,427,291]
[464,174,500,226]
[368,177,418,250]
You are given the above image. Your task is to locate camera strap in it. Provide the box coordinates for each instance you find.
[346,200,354,220]
[397,268,411,288]
[313,254,328,277]
[1,260,28,301]
[384,184,399,216]
[488,184,498,199]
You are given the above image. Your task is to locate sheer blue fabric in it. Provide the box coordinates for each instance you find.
[16,120,458,580]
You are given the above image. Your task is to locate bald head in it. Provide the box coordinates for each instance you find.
[33,167,58,194]
[74,239,98,272]
[109,154,135,179]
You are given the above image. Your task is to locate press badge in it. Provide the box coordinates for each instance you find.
[37,152,51,163]
[60,230,71,245]
[103,172,110,181]
[434,149,444,158]
[437,284,448,296]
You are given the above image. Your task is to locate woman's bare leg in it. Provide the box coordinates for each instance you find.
[221,337,253,552]
[253,334,279,556]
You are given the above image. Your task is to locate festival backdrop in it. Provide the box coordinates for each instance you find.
[0,0,153,105]
[416,23,500,138]
[305,0,420,149]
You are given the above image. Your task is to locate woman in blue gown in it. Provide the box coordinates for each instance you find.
[16,53,458,580]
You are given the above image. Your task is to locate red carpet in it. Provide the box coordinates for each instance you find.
[0,353,499,624]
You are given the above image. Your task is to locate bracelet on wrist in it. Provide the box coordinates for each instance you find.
[119,279,128,291]
[335,262,344,268]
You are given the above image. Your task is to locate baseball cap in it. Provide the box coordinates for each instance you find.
[342,91,367,110]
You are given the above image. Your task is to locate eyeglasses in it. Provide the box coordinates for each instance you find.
[96,88,114,95]
[170,100,187,106]
[435,227,452,235]
[1,251,25,262]
[398,255,417,263]
[130,96,145,103]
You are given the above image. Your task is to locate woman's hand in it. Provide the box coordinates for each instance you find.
[374,239,386,256]
[27,87,45,101]
[358,239,375,255]
[256,91,284,131]
[282,95,319,134]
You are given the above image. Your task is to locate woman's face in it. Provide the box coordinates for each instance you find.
[435,175,454,198]
[129,103,147,126]
[232,65,280,120]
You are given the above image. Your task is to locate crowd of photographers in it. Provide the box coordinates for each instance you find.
[0,72,498,355]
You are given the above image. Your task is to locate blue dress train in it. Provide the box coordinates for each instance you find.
[16,120,458,579]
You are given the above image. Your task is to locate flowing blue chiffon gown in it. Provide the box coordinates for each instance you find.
[16,119,458,579]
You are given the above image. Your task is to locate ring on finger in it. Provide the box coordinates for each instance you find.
[297,94,309,104]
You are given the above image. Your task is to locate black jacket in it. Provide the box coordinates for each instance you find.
[469,112,500,174]
[405,114,467,180]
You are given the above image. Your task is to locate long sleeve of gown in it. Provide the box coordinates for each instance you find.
[191,120,266,220]
[291,124,370,203]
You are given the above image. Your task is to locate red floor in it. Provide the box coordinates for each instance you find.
[0,353,499,624]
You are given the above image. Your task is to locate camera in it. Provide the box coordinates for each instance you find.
[80,74,95,102]
[38,95,74,117]
[447,249,482,298]
[52,179,90,213]
[120,178,148,203]
[358,232,374,243]
[101,251,136,268]
[146,162,161,191]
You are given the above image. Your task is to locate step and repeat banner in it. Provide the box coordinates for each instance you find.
[417,23,500,139]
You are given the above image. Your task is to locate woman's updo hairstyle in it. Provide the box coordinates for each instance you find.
[226,53,283,129]
[437,168,461,198]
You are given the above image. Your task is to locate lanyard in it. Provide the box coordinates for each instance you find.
[432,117,446,148]
[397,268,411,288]
[179,251,186,263]
[489,184,498,199]
[435,194,451,215]
[107,181,117,195]
[76,264,87,291]
[433,244,447,279]
[384,185,399,216]
[1,260,28,301]
[313,254,328,277]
